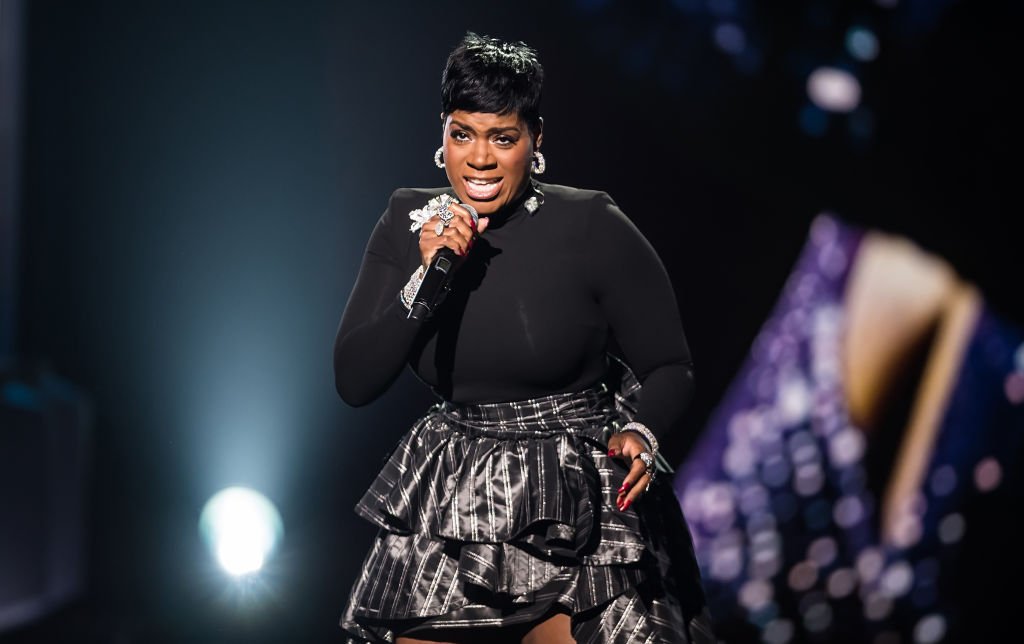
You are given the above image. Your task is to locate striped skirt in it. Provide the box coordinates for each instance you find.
[340,382,713,643]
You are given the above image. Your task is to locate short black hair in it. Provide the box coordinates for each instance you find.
[440,33,544,136]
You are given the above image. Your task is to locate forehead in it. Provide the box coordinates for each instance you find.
[446,110,525,131]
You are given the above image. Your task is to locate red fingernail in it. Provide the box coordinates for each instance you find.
[623,499,632,511]
[618,482,631,494]
[608,449,617,457]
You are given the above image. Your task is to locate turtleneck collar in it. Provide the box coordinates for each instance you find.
[464,180,544,230]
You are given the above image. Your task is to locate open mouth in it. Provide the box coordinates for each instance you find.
[464,176,503,201]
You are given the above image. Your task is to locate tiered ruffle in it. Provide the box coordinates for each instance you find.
[341,382,711,643]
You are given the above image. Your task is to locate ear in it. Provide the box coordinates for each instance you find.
[534,117,544,149]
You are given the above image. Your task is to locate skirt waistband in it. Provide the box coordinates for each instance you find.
[435,384,617,438]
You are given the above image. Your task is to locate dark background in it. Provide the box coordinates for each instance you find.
[4,0,1021,641]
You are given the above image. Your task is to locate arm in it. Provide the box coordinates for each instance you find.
[333,190,486,405]
[588,192,695,440]
[586,192,694,510]
[333,190,424,406]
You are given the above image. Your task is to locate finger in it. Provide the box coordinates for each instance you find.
[616,456,649,510]
[422,215,469,246]
[446,216,475,245]
[448,203,477,228]
[426,212,472,245]
[438,227,470,256]
[602,432,626,456]
[476,217,490,234]
[606,432,624,458]
[623,472,652,507]
[419,228,461,264]
[612,432,646,462]
[419,226,446,265]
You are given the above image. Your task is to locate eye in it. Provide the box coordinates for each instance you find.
[450,130,470,142]
[494,135,517,147]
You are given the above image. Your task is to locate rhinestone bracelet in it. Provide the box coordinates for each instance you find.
[618,421,659,455]
[399,265,426,310]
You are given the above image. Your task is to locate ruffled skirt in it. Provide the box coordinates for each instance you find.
[341,384,712,643]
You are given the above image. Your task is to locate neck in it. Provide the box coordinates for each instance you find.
[486,179,536,225]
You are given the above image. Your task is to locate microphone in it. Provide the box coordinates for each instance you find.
[407,202,478,321]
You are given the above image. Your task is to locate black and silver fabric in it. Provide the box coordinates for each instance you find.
[341,375,713,643]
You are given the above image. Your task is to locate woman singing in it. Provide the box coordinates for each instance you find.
[335,33,712,644]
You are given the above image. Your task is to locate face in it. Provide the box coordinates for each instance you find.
[441,110,542,216]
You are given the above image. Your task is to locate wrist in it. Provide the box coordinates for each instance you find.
[399,265,427,310]
[618,421,659,455]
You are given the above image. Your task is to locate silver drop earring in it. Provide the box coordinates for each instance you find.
[434,146,445,169]
[531,151,546,175]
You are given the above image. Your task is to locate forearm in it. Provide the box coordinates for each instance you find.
[333,294,423,406]
[632,360,695,439]
[334,189,426,406]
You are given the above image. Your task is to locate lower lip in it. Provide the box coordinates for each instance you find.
[464,178,503,201]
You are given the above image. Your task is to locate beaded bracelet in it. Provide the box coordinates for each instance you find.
[399,265,427,311]
[618,421,659,455]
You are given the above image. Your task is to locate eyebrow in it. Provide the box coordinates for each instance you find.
[450,119,521,135]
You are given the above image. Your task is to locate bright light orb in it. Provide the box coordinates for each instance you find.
[807,67,862,113]
[199,487,283,576]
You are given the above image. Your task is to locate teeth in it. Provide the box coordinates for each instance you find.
[465,177,502,201]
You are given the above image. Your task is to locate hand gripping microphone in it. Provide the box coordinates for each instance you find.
[407,202,479,321]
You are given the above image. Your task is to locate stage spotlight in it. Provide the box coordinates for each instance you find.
[807,67,861,113]
[199,487,283,576]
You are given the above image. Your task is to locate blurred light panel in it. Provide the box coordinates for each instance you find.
[199,487,283,576]
[807,67,861,113]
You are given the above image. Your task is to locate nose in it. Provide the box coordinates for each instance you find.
[467,139,496,170]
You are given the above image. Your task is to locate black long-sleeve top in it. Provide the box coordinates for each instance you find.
[334,182,694,439]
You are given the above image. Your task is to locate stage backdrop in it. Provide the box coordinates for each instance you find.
[10,0,1022,641]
